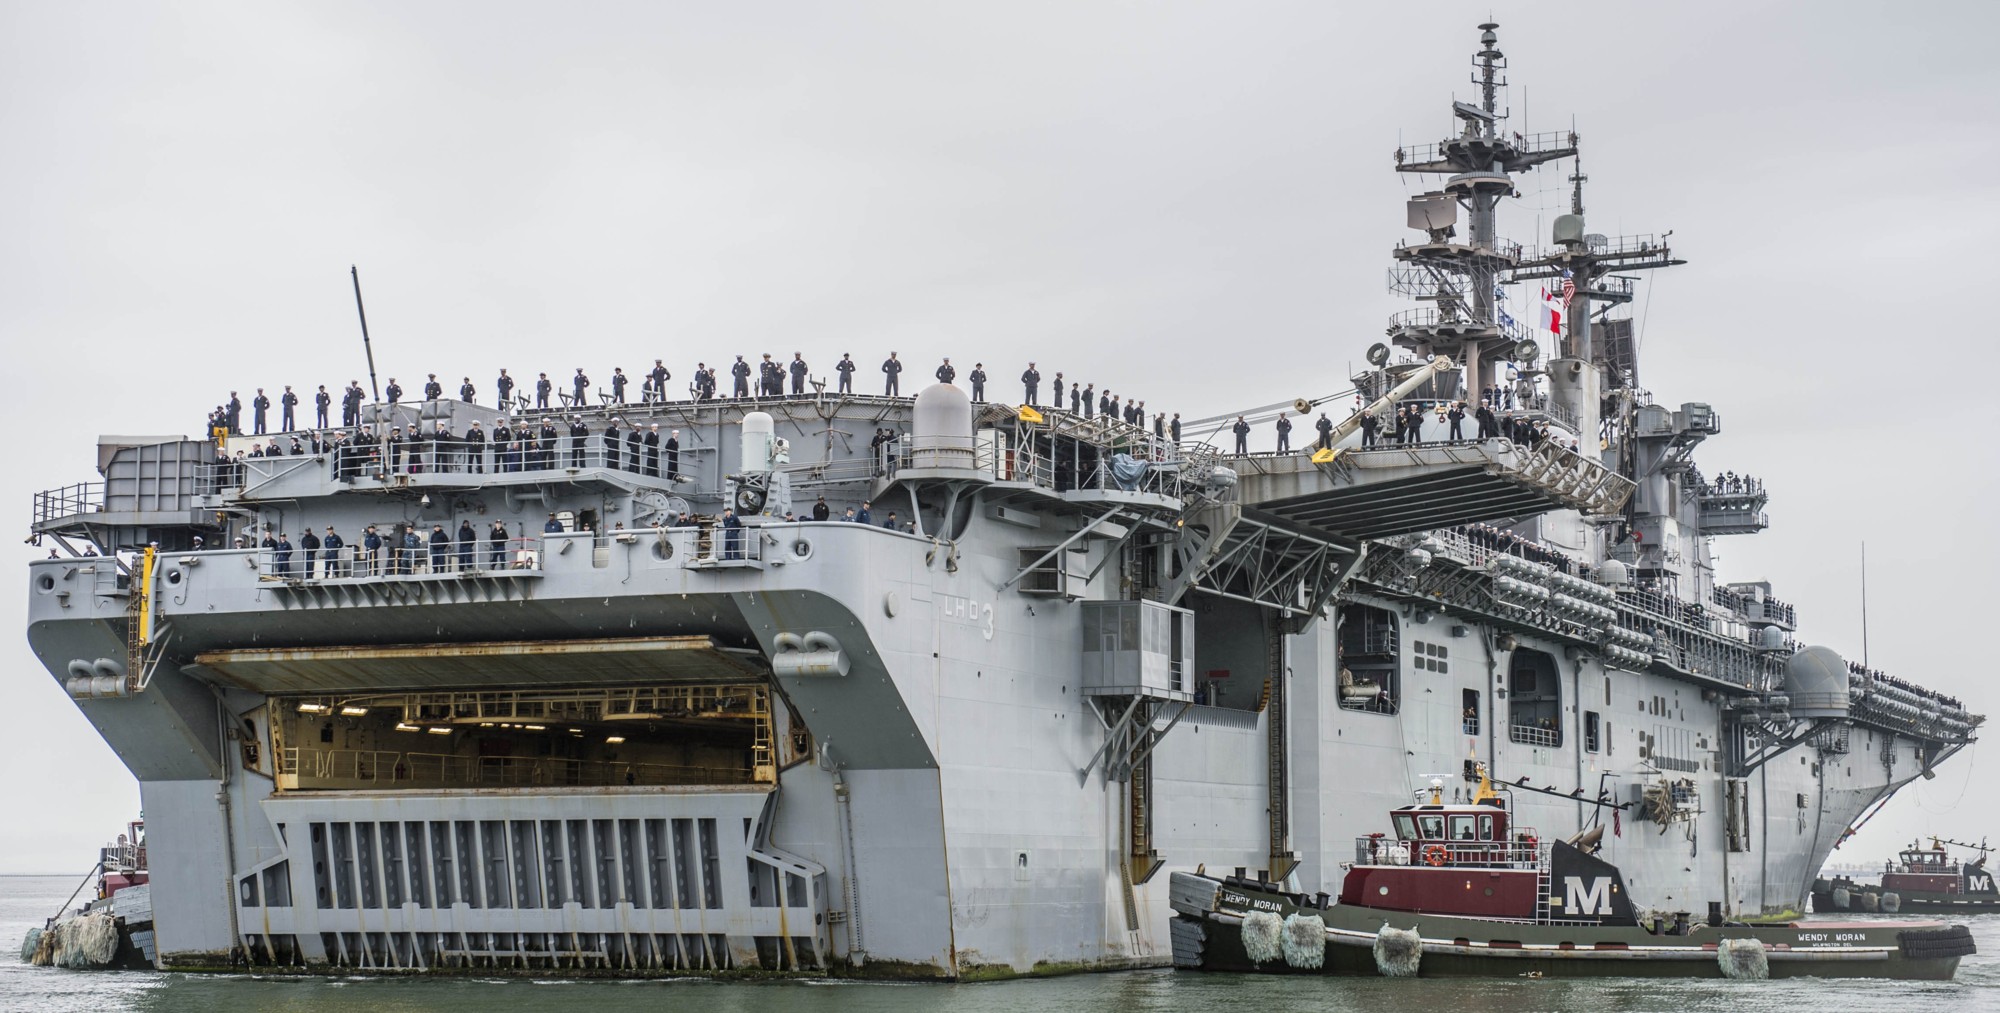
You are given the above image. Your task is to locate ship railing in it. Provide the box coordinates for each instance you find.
[1507,722,1562,748]
[97,840,144,875]
[32,482,105,527]
[1351,835,1541,869]
[277,746,759,789]
[1394,131,1574,169]
[213,438,693,488]
[881,425,1191,500]
[1589,275,1638,300]
[1710,587,1796,627]
[254,538,546,581]
[1387,307,1498,333]
[1519,234,1668,264]
[781,455,879,488]
[695,521,769,563]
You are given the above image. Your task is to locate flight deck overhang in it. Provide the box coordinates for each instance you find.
[1231,440,1634,541]
[188,635,767,695]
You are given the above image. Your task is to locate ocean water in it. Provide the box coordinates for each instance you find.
[4,874,1996,1013]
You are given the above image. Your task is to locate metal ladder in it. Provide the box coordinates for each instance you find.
[1265,623,1296,881]
[1128,745,1157,885]
[1533,850,1552,923]
[751,717,775,781]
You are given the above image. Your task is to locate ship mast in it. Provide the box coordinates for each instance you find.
[1388,23,1573,393]
[1512,168,1684,446]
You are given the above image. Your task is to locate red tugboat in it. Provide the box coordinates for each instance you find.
[1814,838,2000,914]
[21,818,156,970]
[1170,770,1975,979]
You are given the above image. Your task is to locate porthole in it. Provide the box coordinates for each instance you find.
[166,569,183,585]
[651,538,674,561]
[790,539,814,562]
[36,574,56,593]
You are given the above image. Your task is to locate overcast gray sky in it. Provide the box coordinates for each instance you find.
[3,2,1995,874]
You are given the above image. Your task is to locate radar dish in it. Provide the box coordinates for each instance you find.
[1366,343,1392,367]
[1513,339,1540,364]
[1584,234,1609,252]
[1552,214,1585,246]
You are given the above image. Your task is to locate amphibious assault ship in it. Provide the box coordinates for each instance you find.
[22,23,1978,978]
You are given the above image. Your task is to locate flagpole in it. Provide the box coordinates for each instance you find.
[1860,541,1869,670]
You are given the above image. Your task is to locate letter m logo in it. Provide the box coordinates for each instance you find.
[1563,876,1613,916]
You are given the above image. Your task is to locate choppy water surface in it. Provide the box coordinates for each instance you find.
[5,875,1995,1013]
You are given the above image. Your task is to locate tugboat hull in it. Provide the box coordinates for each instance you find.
[1813,877,2000,915]
[1171,873,1974,981]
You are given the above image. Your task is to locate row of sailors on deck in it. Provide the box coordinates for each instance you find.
[258,521,514,577]
[212,420,686,486]
[1224,402,1564,455]
[1846,661,1964,710]
[254,498,926,575]
[205,359,1181,434]
[1696,471,1762,496]
[1452,522,1580,575]
[1478,383,1551,414]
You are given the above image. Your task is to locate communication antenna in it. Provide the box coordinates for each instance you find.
[350,265,381,402]
[1860,541,1870,669]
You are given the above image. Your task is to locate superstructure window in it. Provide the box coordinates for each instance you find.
[1462,689,1481,735]
[1585,711,1602,753]
[1413,640,1450,673]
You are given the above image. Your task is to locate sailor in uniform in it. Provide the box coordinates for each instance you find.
[968,363,986,401]
[720,508,743,559]
[936,358,955,384]
[836,353,855,393]
[1275,413,1292,452]
[465,421,486,473]
[1232,416,1250,455]
[731,356,751,398]
[790,353,809,394]
[882,352,902,395]
[1020,363,1040,405]
[251,389,269,434]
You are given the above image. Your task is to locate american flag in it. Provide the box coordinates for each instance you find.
[1559,269,1576,307]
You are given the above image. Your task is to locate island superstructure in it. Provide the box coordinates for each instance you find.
[23,22,1977,978]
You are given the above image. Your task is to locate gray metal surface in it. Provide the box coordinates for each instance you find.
[18,20,1979,981]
